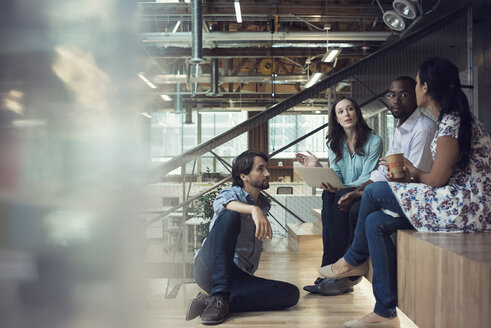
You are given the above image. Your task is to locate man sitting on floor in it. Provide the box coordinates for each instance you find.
[186,150,300,325]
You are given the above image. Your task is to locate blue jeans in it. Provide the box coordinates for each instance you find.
[321,188,360,266]
[193,210,299,312]
[344,182,414,318]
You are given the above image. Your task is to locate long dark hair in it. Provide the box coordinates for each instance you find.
[232,150,268,187]
[418,57,473,168]
[326,96,373,163]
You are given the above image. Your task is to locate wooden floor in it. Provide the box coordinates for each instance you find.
[144,250,418,327]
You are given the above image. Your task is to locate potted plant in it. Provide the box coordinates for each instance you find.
[192,184,224,245]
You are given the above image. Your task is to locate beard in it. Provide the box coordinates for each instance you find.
[249,178,270,190]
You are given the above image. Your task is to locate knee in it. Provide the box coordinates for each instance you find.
[364,182,377,200]
[279,283,300,308]
[214,209,241,228]
[364,212,386,236]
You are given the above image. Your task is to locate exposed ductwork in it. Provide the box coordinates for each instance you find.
[190,0,203,64]
[173,66,183,113]
[154,74,307,84]
[185,102,193,124]
[209,58,219,95]
[143,31,391,47]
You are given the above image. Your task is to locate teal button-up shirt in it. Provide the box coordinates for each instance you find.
[328,132,383,187]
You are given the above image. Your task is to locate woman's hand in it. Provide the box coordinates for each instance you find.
[320,182,338,193]
[402,158,419,182]
[386,157,417,183]
[295,150,322,167]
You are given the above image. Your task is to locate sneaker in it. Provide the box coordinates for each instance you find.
[185,292,210,321]
[200,294,229,325]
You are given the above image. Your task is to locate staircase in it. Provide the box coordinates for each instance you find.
[286,209,322,252]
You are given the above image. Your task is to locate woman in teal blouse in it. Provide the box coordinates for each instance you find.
[296,96,383,295]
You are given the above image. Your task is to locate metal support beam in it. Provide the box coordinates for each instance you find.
[142,31,391,43]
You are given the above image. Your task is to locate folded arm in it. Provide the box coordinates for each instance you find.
[225,201,272,241]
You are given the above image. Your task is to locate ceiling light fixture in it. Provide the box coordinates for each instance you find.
[377,0,423,31]
[234,0,242,24]
[321,49,341,63]
[137,73,156,89]
[160,94,172,101]
[383,10,406,31]
[140,112,152,118]
[304,72,323,88]
[393,0,418,19]
[172,20,181,33]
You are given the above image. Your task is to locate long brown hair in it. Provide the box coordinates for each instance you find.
[418,58,473,168]
[326,96,373,163]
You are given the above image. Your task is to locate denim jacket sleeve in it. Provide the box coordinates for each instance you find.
[213,187,247,215]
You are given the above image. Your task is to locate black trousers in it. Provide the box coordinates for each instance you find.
[321,188,361,267]
[193,210,300,313]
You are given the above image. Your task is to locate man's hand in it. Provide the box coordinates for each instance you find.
[337,190,362,212]
[251,206,273,240]
[320,182,338,193]
[295,150,322,167]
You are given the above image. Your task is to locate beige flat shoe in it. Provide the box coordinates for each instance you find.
[344,315,400,327]
[319,260,369,280]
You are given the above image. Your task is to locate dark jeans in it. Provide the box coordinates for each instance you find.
[344,182,414,318]
[193,210,299,313]
[321,188,361,266]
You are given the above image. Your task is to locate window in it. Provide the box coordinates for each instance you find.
[268,114,329,158]
[151,111,248,174]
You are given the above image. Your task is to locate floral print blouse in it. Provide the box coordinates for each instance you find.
[389,113,491,232]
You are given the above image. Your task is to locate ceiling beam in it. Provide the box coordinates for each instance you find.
[142,31,391,43]
[153,74,307,84]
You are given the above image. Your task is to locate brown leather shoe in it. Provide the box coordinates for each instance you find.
[200,294,229,325]
[185,292,210,321]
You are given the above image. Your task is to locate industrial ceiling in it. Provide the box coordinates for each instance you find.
[135,0,439,112]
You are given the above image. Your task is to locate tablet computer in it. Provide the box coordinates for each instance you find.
[294,166,346,189]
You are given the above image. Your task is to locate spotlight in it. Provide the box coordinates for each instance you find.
[393,0,418,19]
[304,72,323,88]
[321,49,340,63]
[234,0,242,24]
[383,10,406,31]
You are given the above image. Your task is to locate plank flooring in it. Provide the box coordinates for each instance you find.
[144,250,418,327]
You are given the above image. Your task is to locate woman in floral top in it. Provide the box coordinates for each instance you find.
[318,58,491,328]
